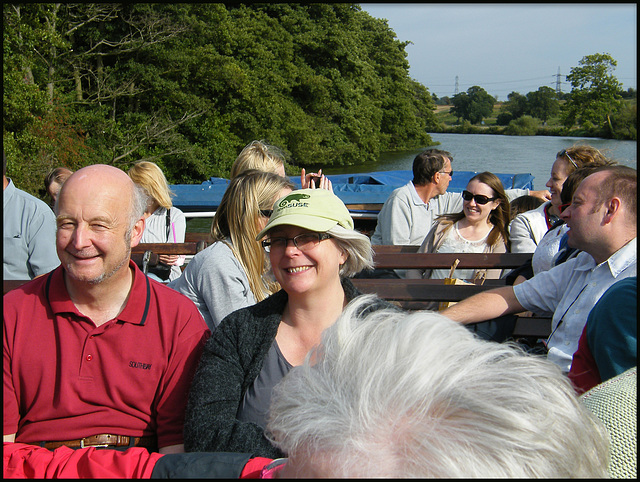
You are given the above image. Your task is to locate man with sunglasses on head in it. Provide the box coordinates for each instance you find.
[442,165,637,374]
[369,148,550,278]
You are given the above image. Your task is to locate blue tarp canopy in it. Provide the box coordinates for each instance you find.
[170,170,534,213]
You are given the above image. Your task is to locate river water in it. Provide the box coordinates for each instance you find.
[323,133,637,190]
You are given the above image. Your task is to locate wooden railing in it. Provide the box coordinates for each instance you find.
[351,248,551,340]
[4,245,549,340]
[131,241,208,272]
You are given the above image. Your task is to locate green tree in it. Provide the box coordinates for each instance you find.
[451,86,495,124]
[526,86,559,123]
[449,91,471,124]
[561,53,623,134]
[504,91,527,118]
[4,3,438,196]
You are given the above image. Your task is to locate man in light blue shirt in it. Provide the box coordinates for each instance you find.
[442,165,637,373]
[3,152,60,280]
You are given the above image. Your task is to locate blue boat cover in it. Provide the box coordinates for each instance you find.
[170,170,534,213]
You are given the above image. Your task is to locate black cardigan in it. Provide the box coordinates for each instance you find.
[183,278,393,457]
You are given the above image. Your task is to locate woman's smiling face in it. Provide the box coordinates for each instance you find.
[545,158,571,208]
[268,225,346,297]
[462,179,500,224]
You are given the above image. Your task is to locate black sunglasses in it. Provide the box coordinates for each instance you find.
[260,209,273,218]
[462,190,497,205]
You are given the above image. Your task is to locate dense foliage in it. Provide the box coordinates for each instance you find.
[497,87,559,126]
[449,86,495,125]
[3,3,438,196]
[561,53,624,137]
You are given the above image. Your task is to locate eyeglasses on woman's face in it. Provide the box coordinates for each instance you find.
[260,209,273,218]
[261,232,332,253]
[462,190,497,205]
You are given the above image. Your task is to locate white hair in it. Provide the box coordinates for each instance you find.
[266,295,610,478]
[326,225,374,277]
[128,183,148,234]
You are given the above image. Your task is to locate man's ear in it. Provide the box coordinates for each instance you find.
[130,218,145,247]
[602,197,621,224]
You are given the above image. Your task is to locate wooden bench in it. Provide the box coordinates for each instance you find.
[3,241,208,294]
[372,249,532,270]
[131,241,208,273]
[352,248,551,340]
[3,279,30,295]
[185,232,214,244]
[350,278,551,339]
[4,246,549,340]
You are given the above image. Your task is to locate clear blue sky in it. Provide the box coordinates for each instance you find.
[360,3,637,101]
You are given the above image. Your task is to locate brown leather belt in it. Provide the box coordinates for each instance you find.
[40,434,157,450]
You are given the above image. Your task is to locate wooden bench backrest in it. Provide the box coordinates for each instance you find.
[131,241,208,272]
[185,232,214,244]
[372,251,531,270]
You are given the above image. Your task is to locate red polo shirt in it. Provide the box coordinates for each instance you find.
[3,261,210,449]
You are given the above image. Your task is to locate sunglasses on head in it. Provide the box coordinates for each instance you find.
[558,149,578,169]
[462,190,497,205]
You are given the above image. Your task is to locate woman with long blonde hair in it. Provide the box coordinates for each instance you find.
[168,170,294,330]
[128,161,186,282]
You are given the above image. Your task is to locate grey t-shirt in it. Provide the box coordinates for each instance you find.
[167,240,256,331]
[237,340,292,429]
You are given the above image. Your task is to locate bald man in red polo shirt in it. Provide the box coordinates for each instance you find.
[3,164,210,454]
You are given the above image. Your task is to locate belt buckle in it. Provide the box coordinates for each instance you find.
[80,438,110,448]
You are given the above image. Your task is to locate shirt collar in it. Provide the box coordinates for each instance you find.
[574,237,638,274]
[3,178,16,209]
[408,181,427,207]
[47,260,151,326]
[606,237,637,277]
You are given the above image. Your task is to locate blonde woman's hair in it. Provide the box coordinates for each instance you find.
[128,161,174,210]
[230,140,286,178]
[212,169,294,301]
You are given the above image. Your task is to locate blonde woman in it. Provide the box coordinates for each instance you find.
[168,170,294,330]
[128,161,187,282]
[231,139,332,190]
[230,140,287,178]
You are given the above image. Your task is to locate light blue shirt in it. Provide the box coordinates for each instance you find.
[514,238,637,373]
[3,179,60,280]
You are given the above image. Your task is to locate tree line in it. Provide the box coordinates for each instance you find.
[3,3,439,197]
[440,53,636,140]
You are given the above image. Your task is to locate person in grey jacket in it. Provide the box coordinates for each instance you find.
[168,170,294,330]
[183,189,392,458]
